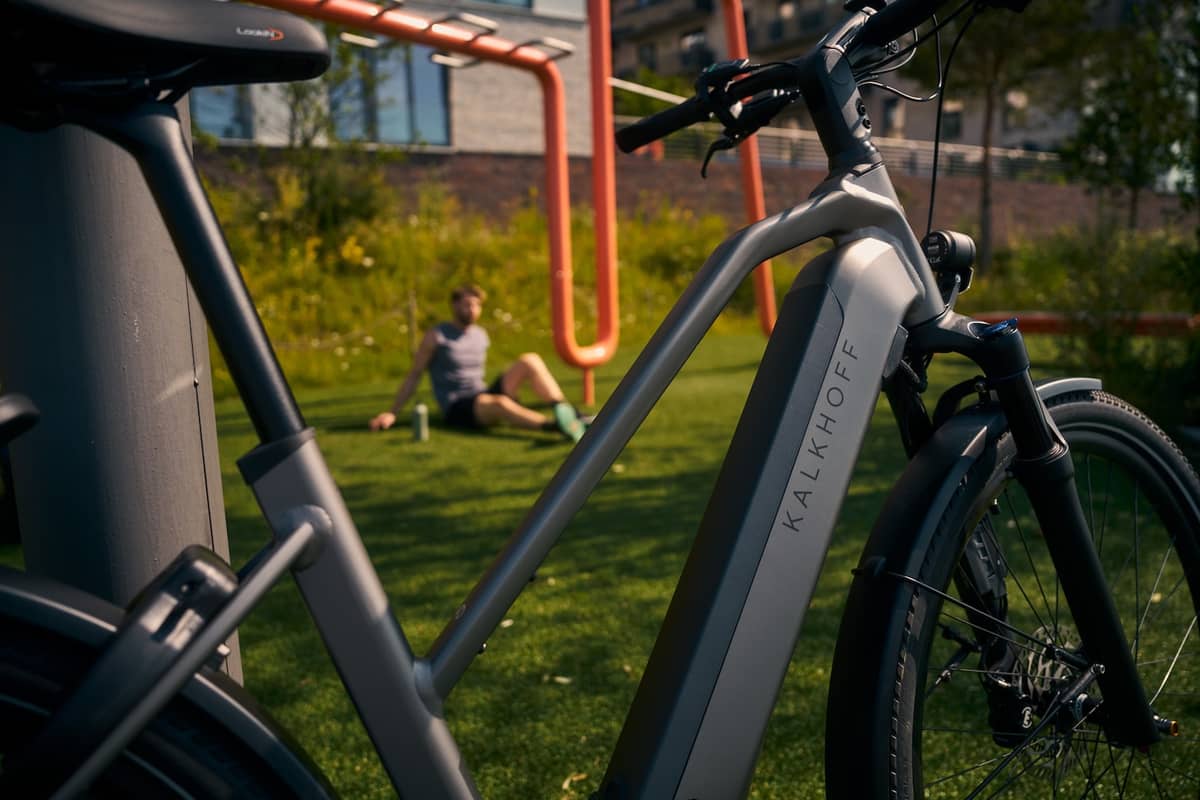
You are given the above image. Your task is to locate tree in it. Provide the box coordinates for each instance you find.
[1061,1,1198,230]
[1138,2,1198,224]
[912,1,1094,270]
[267,28,398,234]
[612,67,695,118]
[275,29,373,149]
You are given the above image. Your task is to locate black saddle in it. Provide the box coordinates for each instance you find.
[2,0,329,124]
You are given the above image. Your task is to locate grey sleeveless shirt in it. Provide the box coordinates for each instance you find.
[428,322,490,412]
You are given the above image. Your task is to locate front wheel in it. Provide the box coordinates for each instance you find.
[827,390,1200,799]
[0,614,307,798]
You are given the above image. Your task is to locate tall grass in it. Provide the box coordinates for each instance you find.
[202,154,825,400]
[203,153,1197,425]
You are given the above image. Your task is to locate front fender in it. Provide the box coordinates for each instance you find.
[825,377,1100,799]
[861,377,1102,578]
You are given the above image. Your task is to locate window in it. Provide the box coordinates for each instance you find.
[941,102,963,141]
[680,29,713,70]
[680,29,706,50]
[637,42,657,71]
[882,97,903,137]
[190,85,254,140]
[332,43,450,146]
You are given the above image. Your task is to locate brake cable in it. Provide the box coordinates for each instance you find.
[924,1,983,238]
[855,0,975,85]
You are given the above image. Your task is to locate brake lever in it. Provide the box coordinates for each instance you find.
[699,89,799,178]
[695,58,754,129]
[700,136,737,178]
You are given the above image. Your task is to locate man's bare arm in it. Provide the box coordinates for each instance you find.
[369,330,437,430]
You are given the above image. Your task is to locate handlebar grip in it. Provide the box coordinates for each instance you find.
[856,0,954,48]
[615,96,710,153]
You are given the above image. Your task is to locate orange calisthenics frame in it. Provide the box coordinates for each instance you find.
[617,0,779,336]
[256,0,618,405]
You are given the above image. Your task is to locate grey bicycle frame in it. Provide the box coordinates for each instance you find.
[10,4,1156,798]
[242,163,945,798]
[63,14,947,786]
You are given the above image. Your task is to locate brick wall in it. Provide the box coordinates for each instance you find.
[199,148,1195,245]
[379,152,1194,244]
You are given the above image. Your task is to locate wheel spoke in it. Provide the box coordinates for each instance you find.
[1144,752,1200,785]
[888,571,1090,671]
[1096,457,1113,557]
[1151,614,1197,706]
[1135,484,1142,667]
[1118,744,1135,796]
[924,753,1009,788]
[1136,542,1177,657]
[1002,489,1055,637]
[1076,729,1106,800]
[1137,750,1170,799]
[867,402,1200,800]
[1085,453,1096,552]
[977,738,1062,800]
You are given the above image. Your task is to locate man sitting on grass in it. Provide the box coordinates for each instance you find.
[368,283,587,442]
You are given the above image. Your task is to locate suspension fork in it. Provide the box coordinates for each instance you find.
[908,311,1161,748]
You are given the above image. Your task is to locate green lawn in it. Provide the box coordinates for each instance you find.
[211,332,985,799]
[3,330,986,798]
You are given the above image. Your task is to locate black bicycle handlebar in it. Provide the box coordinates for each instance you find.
[855,0,955,48]
[615,96,710,153]
[614,63,806,153]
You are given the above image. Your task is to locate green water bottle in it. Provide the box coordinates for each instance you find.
[412,403,429,442]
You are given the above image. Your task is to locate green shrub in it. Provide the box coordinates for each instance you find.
[202,168,780,398]
[963,228,1199,428]
[205,159,1197,429]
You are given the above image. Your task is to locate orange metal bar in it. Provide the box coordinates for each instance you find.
[257,0,619,405]
[720,0,777,336]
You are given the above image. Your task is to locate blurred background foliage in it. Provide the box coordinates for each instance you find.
[201,149,1198,430]
[194,2,1198,430]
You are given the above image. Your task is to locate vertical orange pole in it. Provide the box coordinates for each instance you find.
[720,0,777,335]
[586,0,620,406]
[536,66,577,392]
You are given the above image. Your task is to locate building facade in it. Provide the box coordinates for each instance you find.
[611,0,1131,153]
[191,0,594,156]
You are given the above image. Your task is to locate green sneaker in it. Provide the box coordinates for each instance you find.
[552,402,586,443]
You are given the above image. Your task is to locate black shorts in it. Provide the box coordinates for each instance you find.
[442,376,509,429]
